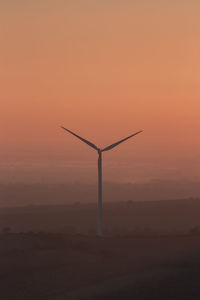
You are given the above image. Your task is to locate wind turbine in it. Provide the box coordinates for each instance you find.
[61,126,143,237]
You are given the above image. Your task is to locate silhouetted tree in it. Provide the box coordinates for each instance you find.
[189,226,200,235]
[2,227,11,234]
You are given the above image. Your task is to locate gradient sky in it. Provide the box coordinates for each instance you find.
[1,0,200,183]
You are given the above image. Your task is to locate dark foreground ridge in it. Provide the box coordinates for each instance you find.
[1,233,200,299]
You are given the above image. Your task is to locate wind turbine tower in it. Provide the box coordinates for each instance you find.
[61,127,143,237]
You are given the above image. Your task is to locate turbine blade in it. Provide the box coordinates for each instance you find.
[101,130,143,152]
[61,127,98,150]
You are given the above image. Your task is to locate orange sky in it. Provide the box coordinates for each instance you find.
[1,1,200,183]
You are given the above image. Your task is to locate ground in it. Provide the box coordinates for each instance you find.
[1,233,200,299]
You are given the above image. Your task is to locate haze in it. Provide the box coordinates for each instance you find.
[1,0,200,184]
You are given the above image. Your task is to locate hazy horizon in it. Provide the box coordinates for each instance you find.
[1,179,200,209]
[1,156,200,185]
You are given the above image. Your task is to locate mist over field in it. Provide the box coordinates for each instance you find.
[0,179,200,208]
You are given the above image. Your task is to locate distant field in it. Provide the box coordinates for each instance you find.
[1,198,200,235]
[1,233,200,299]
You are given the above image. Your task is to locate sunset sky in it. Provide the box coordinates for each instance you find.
[1,0,200,184]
